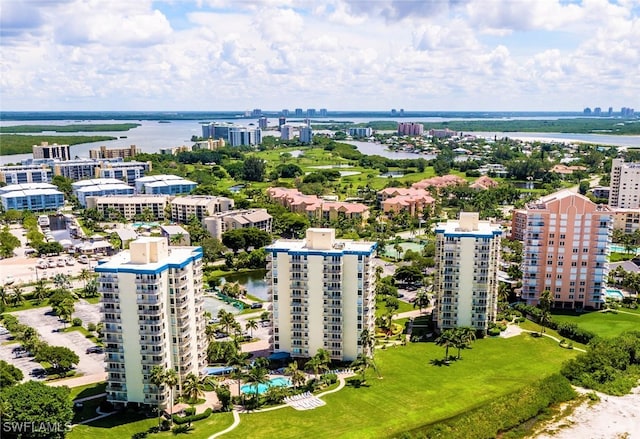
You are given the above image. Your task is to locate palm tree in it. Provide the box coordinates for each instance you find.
[11,285,24,307]
[182,373,206,403]
[359,328,376,357]
[454,327,476,360]
[245,366,269,404]
[170,233,185,246]
[393,243,403,261]
[53,273,70,290]
[413,290,431,313]
[79,268,92,289]
[245,319,258,339]
[0,286,8,308]
[149,365,167,427]
[306,349,331,378]
[350,354,380,384]
[32,279,49,304]
[55,299,74,328]
[164,369,178,426]
[435,329,456,362]
[284,361,306,389]
[220,312,236,335]
[538,289,553,335]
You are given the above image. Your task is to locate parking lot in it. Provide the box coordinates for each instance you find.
[0,331,47,381]
[7,301,105,378]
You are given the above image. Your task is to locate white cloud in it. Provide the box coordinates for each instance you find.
[0,0,638,110]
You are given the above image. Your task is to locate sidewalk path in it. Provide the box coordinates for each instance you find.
[73,392,107,403]
[208,410,240,439]
[48,372,107,388]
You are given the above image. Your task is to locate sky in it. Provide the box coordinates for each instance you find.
[1,0,639,112]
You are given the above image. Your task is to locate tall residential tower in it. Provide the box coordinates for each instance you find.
[96,237,207,409]
[514,190,612,310]
[433,213,502,333]
[266,228,376,361]
[609,158,640,209]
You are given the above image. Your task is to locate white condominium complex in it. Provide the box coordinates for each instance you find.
[96,237,207,409]
[266,228,376,361]
[434,213,501,333]
[609,158,640,209]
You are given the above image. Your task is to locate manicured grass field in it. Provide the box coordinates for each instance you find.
[552,310,640,338]
[70,382,107,400]
[68,411,234,439]
[224,335,577,439]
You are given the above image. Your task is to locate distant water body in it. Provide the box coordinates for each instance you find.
[1,114,639,165]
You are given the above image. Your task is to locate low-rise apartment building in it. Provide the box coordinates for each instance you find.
[170,195,234,223]
[135,175,197,196]
[0,183,65,212]
[377,187,435,216]
[267,187,369,224]
[204,209,272,240]
[86,195,169,220]
[72,178,134,207]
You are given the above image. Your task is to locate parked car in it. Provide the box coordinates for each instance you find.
[250,303,263,309]
[4,275,15,286]
[78,255,89,264]
[48,259,57,268]
[66,257,76,266]
[86,346,104,354]
[208,318,220,325]
[30,368,46,378]
[57,258,65,267]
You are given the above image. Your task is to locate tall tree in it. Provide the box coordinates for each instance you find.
[245,319,258,339]
[0,381,73,439]
[242,157,267,182]
[149,365,167,426]
[538,289,554,335]
[435,329,456,362]
[284,361,306,389]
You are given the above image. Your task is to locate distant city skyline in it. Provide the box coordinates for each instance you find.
[1,1,639,111]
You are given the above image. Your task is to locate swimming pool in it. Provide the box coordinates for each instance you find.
[605,288,624,300]
[609,244,640,255]
[241,377,291,395]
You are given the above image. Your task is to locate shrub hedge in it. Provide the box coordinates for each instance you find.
[172,407,212,425]
[398,374,576,439]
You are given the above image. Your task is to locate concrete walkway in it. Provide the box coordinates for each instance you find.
[208,376,350,437]
[73,392,107,403]
[503,324,587,353]
[48,372,107,387]
[208,410,240,439]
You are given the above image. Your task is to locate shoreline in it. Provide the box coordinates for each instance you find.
[532,386,640,438]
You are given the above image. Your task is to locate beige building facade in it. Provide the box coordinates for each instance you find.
[433,213,501,333]
[96,237,207,408]
[266,229,376,361]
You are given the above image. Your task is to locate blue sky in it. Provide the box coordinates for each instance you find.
[1,0,638,111]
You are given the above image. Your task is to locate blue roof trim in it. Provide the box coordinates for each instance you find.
[435,230,502,238]
[95,248,203,275]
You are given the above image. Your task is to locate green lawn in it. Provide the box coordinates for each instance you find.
[225,335,577,439]
[70,382,106,400]
[68,410,234,439]
[552,310,640,338]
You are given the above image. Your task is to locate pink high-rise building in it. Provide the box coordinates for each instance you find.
[514,190,612,310]
[397,122,424,136]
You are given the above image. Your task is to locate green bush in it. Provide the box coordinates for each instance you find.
[323,373,338,385]
[184,407,196,416]
[403,374,576,439]
[131,432,148,439]
[488,327,501,336]
[561,331,640,395]
[172,407,212,425]
[87,323,97,332]
[72,318,82,327]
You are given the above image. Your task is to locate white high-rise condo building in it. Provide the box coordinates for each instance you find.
[434,213,501,333]
[609,158,640,209]
[266,228,376,361]
[96,237,207,409]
